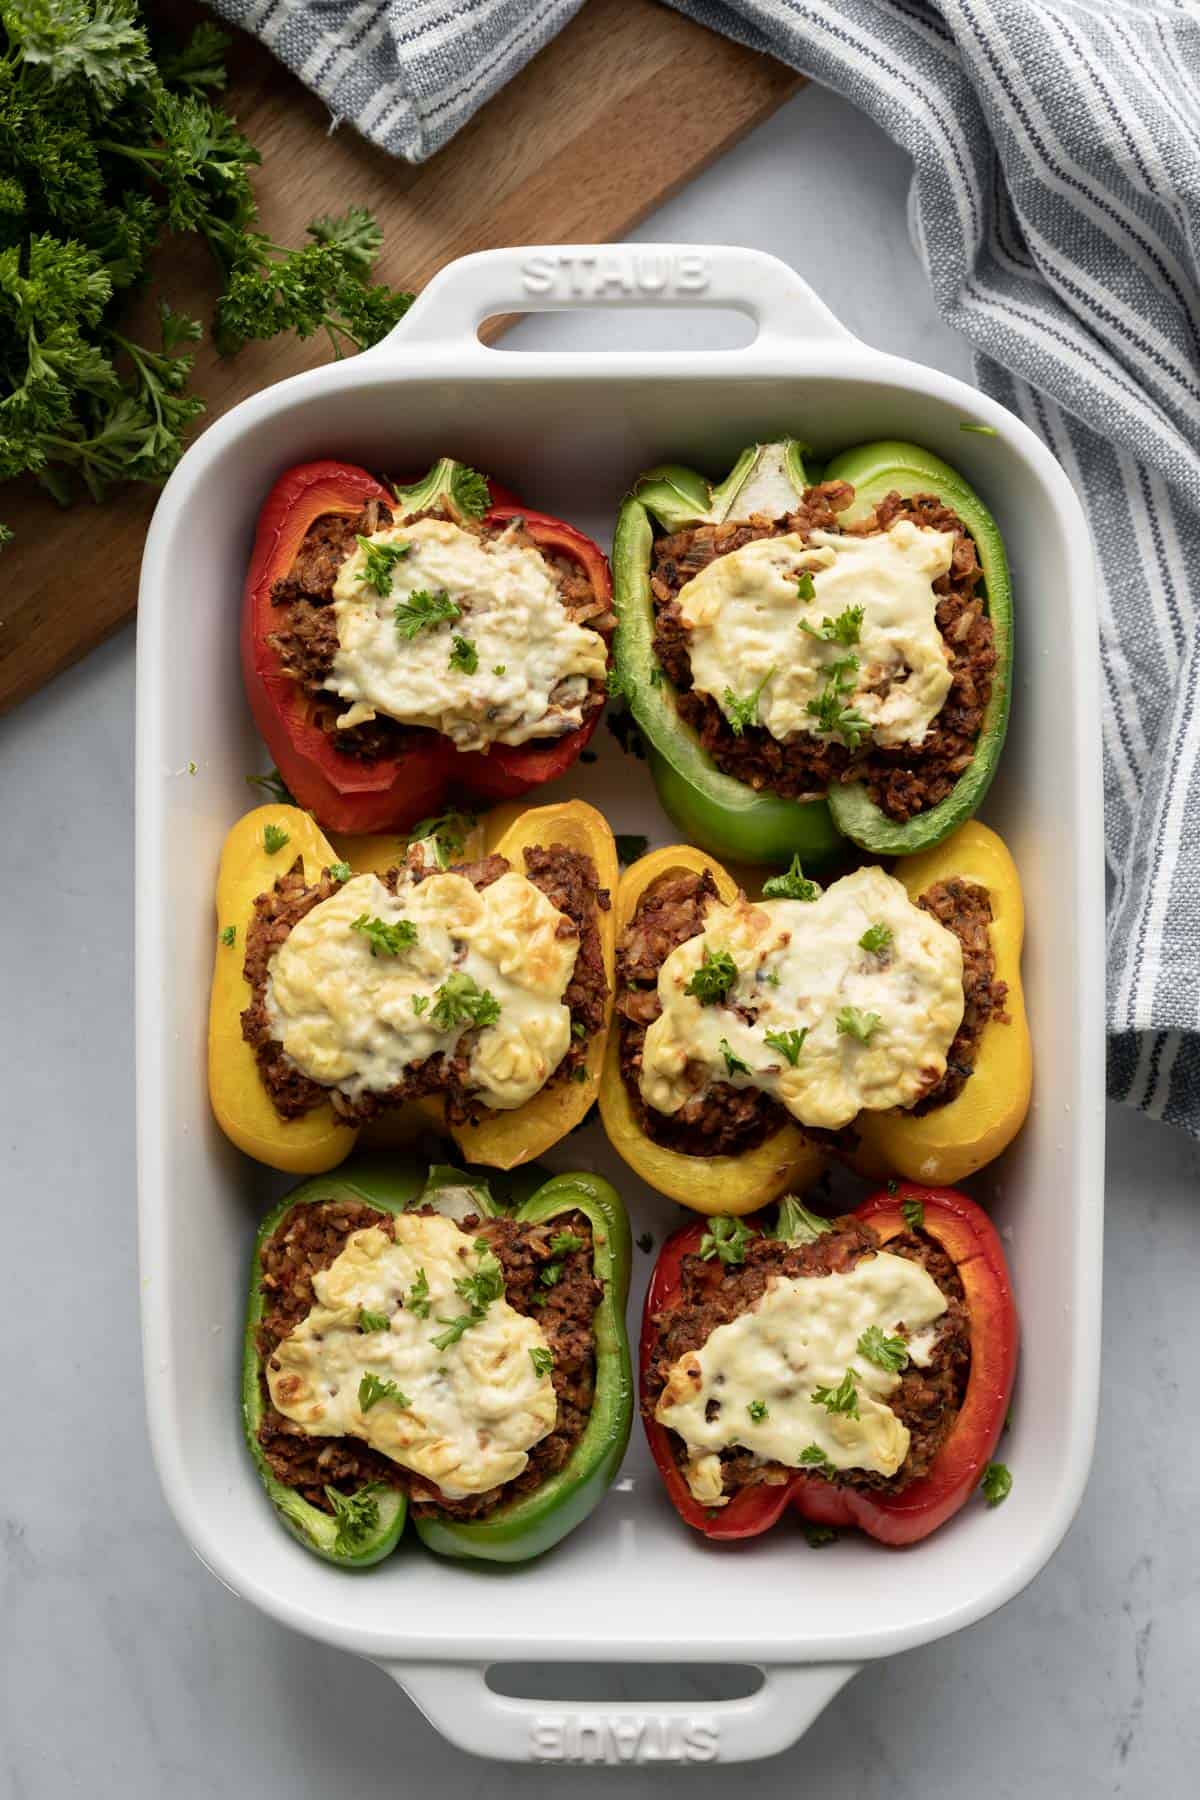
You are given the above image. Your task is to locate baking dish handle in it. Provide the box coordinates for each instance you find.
[370,243,859,357]
[382,1659,859,1763]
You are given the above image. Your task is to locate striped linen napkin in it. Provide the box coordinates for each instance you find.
[217,0,1200,1133]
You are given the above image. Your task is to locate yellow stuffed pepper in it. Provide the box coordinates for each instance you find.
[599,823,1030,1210]
[209,800,617,1174]
[598,846,825,1214]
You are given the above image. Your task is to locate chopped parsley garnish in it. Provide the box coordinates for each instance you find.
[449,634,479,675]
[358,1372,409,1411]
[764,1027,808,1065]
[719,1038,751,1077]
[326,1483,386,1555]
[837,1006,881,1043]
[393,586,460,638]
[263,823,290,854]
[803,1523,837,1548]
[357,535,411,595]
[187,760,197,775]
[799,1443,833,1467]
[430,1313,475,1350]
[772,1196,836,1243]
[549,1231,585,1255]
[530,1347,554,1379]
[411,994,429,1016]
[857,1325,909,1372]
[539,1261,564,1288]
[493,664,506,676]
[451,464,491,519]
[328,861,352,883]
[859,923,893,955]
[615,833,650,866]
[798,605,863,647]
[980,1461,1013,1506]
[795,571,816,602]
[405,810,474,867]
[901,1197,925,1231]
[685,946,738,1005]
[723,665,775,736]
[761,856,819,902]
[219,924,236,947]
[699,1215,753,1267]
[357,1308,390,1334]
[431,1243,505,1349]
[811,1369,859,1418]
[431,972,501,1031]
[747,1399,769,1423]
[351,914,418,957]
[406,1268,430,1317]
[806,654,870,750]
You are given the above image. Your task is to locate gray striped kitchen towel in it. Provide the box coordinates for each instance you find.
[222,0,1200,1132]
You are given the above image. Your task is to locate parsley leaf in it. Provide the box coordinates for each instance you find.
[806,655,870,749]
[350,913,417,957]
[393,586,459,638]
[799,1443,833,1467]
[357,1307,390,1334]
[901,1197,925,1231]
[327,861,352,883]
[431,972,501,1031]
[356,535,410,595]
[358,1372,409,1411]
[449,634,479,675]
[219,924,236,947]
[719,1037,750,1077]
[405,810,474,867]
[530,1346,554,1379]
[763,1027,808,1065]
[762,856,820,902]
[406,1268,430,1317]
[857,1325,909,1372]
[795,571,816,602]
[548,1230,585,1255]
[685,947,737,1005]
[837,1006,881,1043]
[980,1461,1013,1506]
[772,1196,836,1243]
[326,1482,386,1555]
[803,1523,837,1548]
[454,1242,505,1312]
[811,1369,859,1418]
[798,605,863,647]
[451,464,491,519]
[411,994,429,1016]
[431,1313,476,1349]
[723,665,775,736]
[698,1215,753,1267]
[263,823,290,854]
[615,833,650,866]
[747,1399,769,1423]
[859,923,893,955]
[539,1261,564,1288]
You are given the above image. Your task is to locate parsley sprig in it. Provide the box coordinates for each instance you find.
[798,605,863,647]
[351,914,418,957]
[837,1006,882,1043]
[393,587,460,638]
[857,1325,909,1372]
[326,1482,387,1555]
[859,923,893,955]
[698,1215,752,1267]
[806,655,870,750]
[356,535,410,596]
[763,1027,808,1065]
[358,1372,409,1412]
[811,1369,859,1418]
[431,1240,505,1349]
[449,635,479,675]
[431,972,501,1032]
[761,856,820,902]
[723,665,775,736]
[684,947,737,1005]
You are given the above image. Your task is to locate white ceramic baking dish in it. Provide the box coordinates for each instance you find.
[136,244,1105,1765]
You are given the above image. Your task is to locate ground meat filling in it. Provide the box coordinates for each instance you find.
[615,869,786,1159]
[240,843,610,1125]
[651,482,995,822]
[255,1201,600,1522]
[915,876,1009,1111]
[642,1222,970,1498]
[266,496,614,762]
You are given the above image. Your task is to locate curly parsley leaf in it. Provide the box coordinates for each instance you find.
[431,972,501,1032]
[857,1325,909,1372]
[723,665,775,736]
[798,1443,833,1467]
[698,1215,753,1267]
[406,1268,430,1317]
[761,856,820,902]
[719,1037,750,1077]
[763,1027,808,1066]
[980,1461,1013,1506]
[357,1372,409,1412]
[328,861,352,884]
[351,913,417,957]
[859,923,893,955]
[795,571,816,602]
[530,1346,554,1378]
[450,463,491,519]
[449,634,478,675]
[811,1369,859,1418]
[684,946,737,1005]
[262,823,290,854]
[354,534,410,595]
[325,1482,387,1554]
[772,1196,835,1243]
[747,1399,769,1423]
[394,586,460,638]
[219,923,236,947]
[836,1006,881,1043]
[798,605,863,647]
[901,1197,925,1231]
[357,1307,390,1334]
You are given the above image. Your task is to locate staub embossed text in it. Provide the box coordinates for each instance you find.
[521,250,711,300]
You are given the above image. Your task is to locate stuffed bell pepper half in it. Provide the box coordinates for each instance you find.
[598,821,1030,1200]
[244,456,614,833]
[641,1184,1016,1546]
[612,437,1012,866]
[209,799,618,1174]
[245,1158,633,1565]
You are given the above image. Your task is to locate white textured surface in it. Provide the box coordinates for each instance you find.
[0,83,1193,1794]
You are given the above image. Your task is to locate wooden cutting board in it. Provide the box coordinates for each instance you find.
[0,0,799,715]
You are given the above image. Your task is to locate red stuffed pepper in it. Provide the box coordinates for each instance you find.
[641,1183,1016,1546]
[242,457,614,833]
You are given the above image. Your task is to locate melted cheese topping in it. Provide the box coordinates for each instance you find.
[327,516,608,750]
[267,1216,556,1498]
[265,869,577,1109]
[639,866,964,1130]
[656,1251,948,1504]
[676,520,955,748]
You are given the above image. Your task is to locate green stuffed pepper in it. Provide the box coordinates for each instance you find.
[612,437,1012,865]
[243,1155,632,1567]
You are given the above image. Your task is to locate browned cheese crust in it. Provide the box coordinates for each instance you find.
[240,844,610,1125]
[266,497,614,762]
[650,482,995,822]
[642,1221,970,1499]
[255,1200,600,1521]
[615,870,1005,1158]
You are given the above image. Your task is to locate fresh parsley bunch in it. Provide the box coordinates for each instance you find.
[0,0,413,542]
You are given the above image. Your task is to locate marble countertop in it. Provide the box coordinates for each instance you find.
[2,81,1195,1799]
